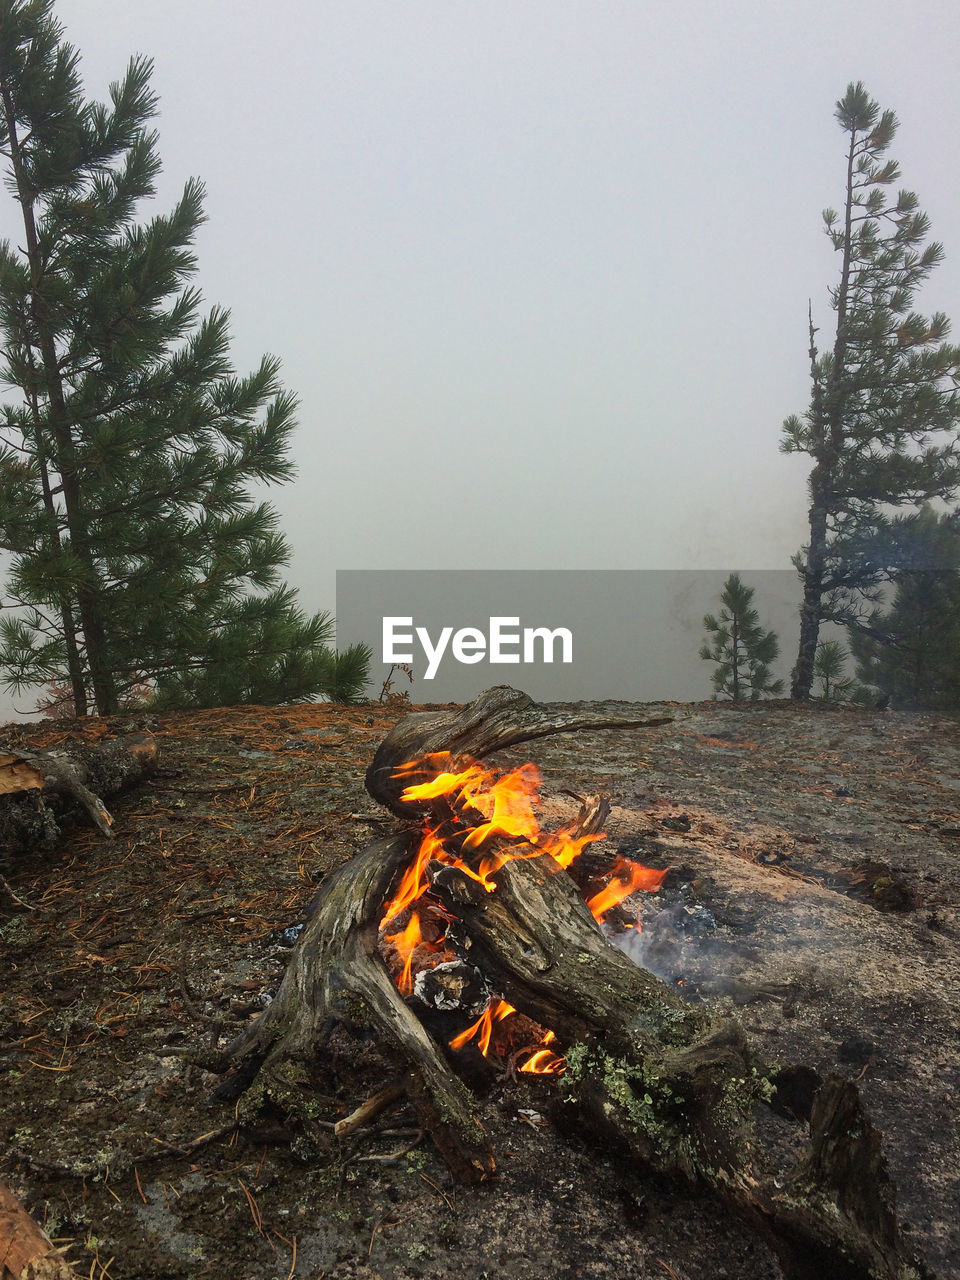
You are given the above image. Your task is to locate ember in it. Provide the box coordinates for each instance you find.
[378,750,666,1073]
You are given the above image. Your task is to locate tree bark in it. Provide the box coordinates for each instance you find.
[792,123,859,701]
[0,75,116,715]
[0,1177,76,1279]
[22,345,88,719]
[792,543,825,700]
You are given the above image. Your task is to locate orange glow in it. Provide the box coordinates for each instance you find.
[384,914,423,996]
[448,998,516,1055]
[380,751,671,1081]
[539,825,606,870]
[380,828,445,926]
[459,762,541,850]
[586,856,669,922]
[381,756,551,915]
[519,1048,566,1075]
[400,763,485,802]
[398,753,541,843]
[448,997,564,1073]
[471,838,546,890]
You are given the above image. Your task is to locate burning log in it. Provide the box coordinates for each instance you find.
[0,732,157,863]
[207,687,928,1280]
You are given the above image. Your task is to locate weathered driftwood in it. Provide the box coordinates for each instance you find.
[213,829,496,1181]
[0,731,157,862]
[364,689,673,818]
[209,687,928,1280]
[212,691,669,1177]
[753,1074,916,1280]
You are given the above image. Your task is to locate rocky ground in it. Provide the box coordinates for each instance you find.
[1,695,958,1279]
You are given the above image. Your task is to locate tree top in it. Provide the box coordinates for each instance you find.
[835,81,897,147]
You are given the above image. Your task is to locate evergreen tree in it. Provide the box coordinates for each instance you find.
[781,83,960,700]
[0,1,368,713]
[812,640,855,702]
[700,574,784,700]
[848,506,960,712]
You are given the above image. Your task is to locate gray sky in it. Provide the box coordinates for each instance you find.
[2,0,960,714]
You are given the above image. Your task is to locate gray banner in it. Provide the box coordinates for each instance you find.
[336,570,816,703]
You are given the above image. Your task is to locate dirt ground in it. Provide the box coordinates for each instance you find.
[1,695,958,1279]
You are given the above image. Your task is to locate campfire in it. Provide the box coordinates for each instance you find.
[201,687,927,1280]
[377,750,668,1077]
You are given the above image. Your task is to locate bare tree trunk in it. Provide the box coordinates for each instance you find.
[792,550,824,699]
[792,125,859,702]
[22,348,89,718]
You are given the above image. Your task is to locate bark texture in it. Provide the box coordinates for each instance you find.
[0,1177,75,1279]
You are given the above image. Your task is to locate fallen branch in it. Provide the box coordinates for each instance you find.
[0,874,38,911]
[0,732,157,863]
[334,1080,407,1138]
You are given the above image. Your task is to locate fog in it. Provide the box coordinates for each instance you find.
[1,1,958,717]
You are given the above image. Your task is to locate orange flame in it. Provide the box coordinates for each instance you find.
[449,997,517,1055]
[381,828,445,926]
[381,757,549,923]
[519,1048,566,1074]
[401,755,542,848]
[458,763,541,850]
[448,998,566,1074]
[384,914,424,996]
[399,761,486,803]
[586,856,669,922]
[381,751,669,1081]
[539,824,606,870]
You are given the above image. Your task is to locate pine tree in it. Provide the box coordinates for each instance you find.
[0,1,368,713]
[700,574,784,700]
[782,83,960,700]
[848,506,960,712]
[811,640,855,702]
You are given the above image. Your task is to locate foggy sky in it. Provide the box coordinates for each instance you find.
[1,1,959,716]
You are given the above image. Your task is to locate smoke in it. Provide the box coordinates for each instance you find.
[609,880,794,1006]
